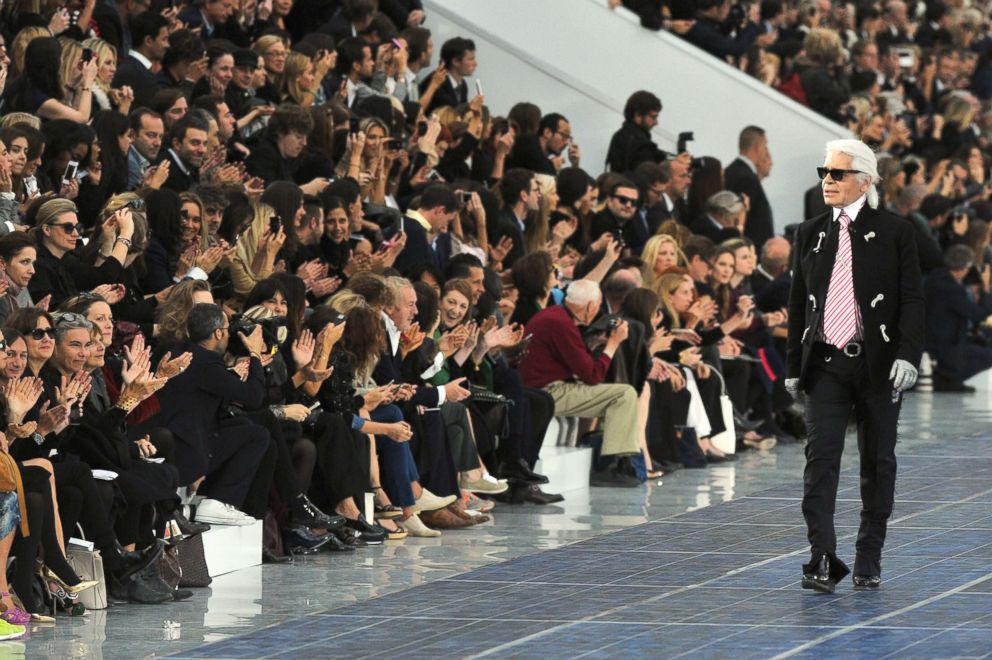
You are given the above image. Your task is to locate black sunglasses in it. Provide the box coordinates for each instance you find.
[51,222,83,235]
[612,194,638,206]
[816,167,863,181]
[30,328,56,340]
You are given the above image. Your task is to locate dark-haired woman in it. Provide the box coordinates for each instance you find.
[7,37,98,123]
[0,232,36,325]
[92,110,131,200]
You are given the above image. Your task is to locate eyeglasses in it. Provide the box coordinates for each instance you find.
[816,167,863,181]
[612,194,638,207]
[51,222,83,235]
[30,328,56,340]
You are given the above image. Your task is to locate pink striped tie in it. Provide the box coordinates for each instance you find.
[821,211,860,348]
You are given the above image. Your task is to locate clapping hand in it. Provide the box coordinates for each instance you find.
[156,351,192,379]
[292,328,315,370]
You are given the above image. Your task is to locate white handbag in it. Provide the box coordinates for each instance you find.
[708,369,737,456]
[66,546,108,610]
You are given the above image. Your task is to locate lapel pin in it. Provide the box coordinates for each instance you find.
[813,231,826,253]
[864,231,876,242]
[870,294,884,308]
[880,324,890,342]
[801,326,810,343]
[808,294,817,311]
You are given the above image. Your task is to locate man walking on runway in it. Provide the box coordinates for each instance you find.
[785,139,925,593]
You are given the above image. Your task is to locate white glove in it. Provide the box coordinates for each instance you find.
[889,359,918,392]
[784,377,800,397]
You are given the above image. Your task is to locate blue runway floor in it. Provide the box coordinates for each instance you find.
[172,431,992,659]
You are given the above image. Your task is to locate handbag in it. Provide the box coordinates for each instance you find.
[708,370,737,456]
[175,533,211,588]
[0,452,28,535]
[157,544,182,590]
[66,548,108,610]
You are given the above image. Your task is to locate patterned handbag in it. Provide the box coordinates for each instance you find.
[175,534,212,588]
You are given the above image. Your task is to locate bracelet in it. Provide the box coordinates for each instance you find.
[80,87,92,92]
[116,395,141,413]
[115,236,132,247]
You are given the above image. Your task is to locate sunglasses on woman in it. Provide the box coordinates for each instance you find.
[816,167,862,182]
[30,328,56,340]
[51,222,83,235]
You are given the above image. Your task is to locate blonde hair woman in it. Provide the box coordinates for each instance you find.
[523,174,558,255]
[81,38,127,113]
[254,35,288,89]
[281,51,318,107]
[642,234,686,289]
[230,203,286,299]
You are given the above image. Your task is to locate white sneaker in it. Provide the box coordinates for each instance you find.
[412,489,457,513]
[397,513,441,537]
[459,473,509,495]
[194,498,255,526]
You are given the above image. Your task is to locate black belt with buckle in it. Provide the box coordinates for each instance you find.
[842,341,863,357]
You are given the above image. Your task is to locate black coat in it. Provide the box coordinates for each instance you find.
[146,343,266,483]
[505,134,555,175]
[420,74,468,114]
[244,138,295,184]
[724,158,773,249]
[923,268,992,364]
[157,150,199,193]
[491,209,525,269]
[606,121,665,173]
[590,208,650,255]
[112,55,161,110]
[786,205,925,392]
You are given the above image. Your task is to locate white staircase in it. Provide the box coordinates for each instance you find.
[200,519,263,578]
[423,0,850,228]
[535,418,593,493]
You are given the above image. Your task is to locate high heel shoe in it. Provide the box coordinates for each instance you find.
[42,567,100,597]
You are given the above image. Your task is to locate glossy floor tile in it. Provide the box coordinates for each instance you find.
[14,391,992,659]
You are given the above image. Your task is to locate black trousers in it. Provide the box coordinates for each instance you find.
[203,416,270,509]
[802,343,901,578]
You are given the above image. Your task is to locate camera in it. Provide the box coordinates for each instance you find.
[228,315,288,356]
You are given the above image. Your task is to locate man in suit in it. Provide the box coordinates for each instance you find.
[690,190,745,244]
[387,184,457,273]
[632,161,671,235]
[725,126,775,251]
[684,0,770,60]
[419,37,476,114]
[157,113,210,192]
[507,113,578,175]
[492,168,539,270]
[786,139,925,593]
[179,0,248,45]
[149,304,271,525]
[318,0,376,42]
[924,244,992,392]
[752,236,790,299]
[112,11,170,110]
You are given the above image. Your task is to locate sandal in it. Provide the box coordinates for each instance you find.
[372,486,403,518]
[0,593,29,626]
[374,517,408,540]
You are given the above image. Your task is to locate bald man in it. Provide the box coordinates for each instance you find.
[752,236,791,298]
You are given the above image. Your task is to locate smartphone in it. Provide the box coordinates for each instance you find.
[894,46,916,69]
[81,48,93,63]
[333,313,347,326]
[62,160,79,184]
[426,169,441,182]
[475,79,483,96]
[459,191,472,203]
[24,178,38,197]
[349,117,360,134]
[269,216,281,234]
[417,122,427,137]
[384,138,401,151]
[391,38,403,50]
[308,401,322,411]
[399,216,404,233]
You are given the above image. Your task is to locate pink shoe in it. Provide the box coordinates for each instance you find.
[0,593,30,626]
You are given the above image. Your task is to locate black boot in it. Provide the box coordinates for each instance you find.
[289,495,346,530]
[123,560,175,604]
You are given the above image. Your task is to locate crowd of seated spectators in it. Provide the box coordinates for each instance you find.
[0,0,983,639]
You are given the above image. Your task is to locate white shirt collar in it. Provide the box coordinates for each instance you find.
[168,148,190,176]
[129,50,152,70]
[381,311,400,353]
[738,154,758,175]
[662,192,674,210]
[832,193,868,223]
[346,78,359,107]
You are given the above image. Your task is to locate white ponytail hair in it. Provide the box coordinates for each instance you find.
[824,139,882,208]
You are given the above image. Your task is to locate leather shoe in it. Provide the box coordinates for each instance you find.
[283,526,333,554]
[172,588,194,601]
[801,555,837,594]
[853,575,881,590]
[173,510,210,535]
[262,546,291,564]
[498,458,549,485]
[322,530,357,552]
[289,495,345,530]
[590,465,641,488]
[520,485,564,504]
[419,507,474,529]
[344,515,386,544]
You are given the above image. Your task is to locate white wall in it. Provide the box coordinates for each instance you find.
[422,0,851,230]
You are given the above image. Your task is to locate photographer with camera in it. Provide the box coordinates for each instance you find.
[145,303,271,526]
[685,0,775,62]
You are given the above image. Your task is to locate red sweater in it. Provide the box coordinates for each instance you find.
[519,305,612,388]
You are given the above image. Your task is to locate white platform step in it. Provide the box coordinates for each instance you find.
[536,418,593,493]
[200,519,263,578]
